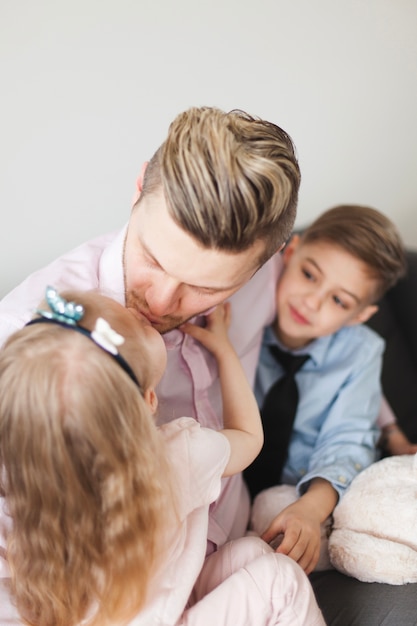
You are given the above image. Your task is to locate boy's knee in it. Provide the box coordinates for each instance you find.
[251,484,297,534]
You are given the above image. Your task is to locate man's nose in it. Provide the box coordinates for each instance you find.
[146,277,182,317]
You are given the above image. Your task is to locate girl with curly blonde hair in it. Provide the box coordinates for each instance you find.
[0,287,324,626]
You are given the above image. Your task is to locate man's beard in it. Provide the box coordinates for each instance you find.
[125,290,195,334]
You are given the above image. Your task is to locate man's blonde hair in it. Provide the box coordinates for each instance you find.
[302,204,407,301]
[139,106,301,264]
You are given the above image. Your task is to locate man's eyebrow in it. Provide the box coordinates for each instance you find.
[140,239,241,292]
[306,257,361,303]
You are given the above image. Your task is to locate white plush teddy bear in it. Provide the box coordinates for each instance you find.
[328,453,417,584]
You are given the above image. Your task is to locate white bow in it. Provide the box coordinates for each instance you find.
[91,317,125,355]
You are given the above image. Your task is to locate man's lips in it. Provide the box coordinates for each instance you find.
[129,306,157,326]
[139,310,161,325]
[289,305,309,325]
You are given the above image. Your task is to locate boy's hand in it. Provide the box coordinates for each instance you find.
[181,303,232,359]
[261,499,321,574]
[380,424,417,456]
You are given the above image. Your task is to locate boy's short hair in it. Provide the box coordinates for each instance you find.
[139,106,301,265]
[301,204,407,301]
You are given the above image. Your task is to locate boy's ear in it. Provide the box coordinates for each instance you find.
[282,234,301,264]
[143,387,158,415]
[347,304,379,327]
[131,162,149,206]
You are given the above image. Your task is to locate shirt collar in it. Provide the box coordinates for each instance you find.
[263,324,333,368]
[98,224,128,305]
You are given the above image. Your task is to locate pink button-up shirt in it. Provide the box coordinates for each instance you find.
[0,225,281,547]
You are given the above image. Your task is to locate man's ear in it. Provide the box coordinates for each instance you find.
[143,387,158,415]
[282,234,301,265]
[131,162,149,206]
[347,304,379,327]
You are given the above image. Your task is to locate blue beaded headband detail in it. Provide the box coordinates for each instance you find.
[26,286,141,389]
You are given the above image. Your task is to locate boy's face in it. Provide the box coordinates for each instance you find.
[274,236,379,349]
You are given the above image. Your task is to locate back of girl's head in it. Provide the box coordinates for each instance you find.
[301,205,407,301]
[0,292,172,626]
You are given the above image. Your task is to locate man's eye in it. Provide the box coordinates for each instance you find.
[192,286,217,296]
[143,256,159,269]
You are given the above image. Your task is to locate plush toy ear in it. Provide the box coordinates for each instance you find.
[328,454,417,584]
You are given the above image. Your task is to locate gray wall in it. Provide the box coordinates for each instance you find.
[1,0,417,297]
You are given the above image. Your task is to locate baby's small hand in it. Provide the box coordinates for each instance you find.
[181,303,232,358]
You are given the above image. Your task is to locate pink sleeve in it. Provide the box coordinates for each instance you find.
[0,230,118,348]
[160,418,230,515]
[377,396,397,428]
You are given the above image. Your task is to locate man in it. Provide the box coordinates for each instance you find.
[0,106,301,550]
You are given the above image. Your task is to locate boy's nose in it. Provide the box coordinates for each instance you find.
[304,291,322,311]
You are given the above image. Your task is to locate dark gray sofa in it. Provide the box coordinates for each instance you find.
[309,249,417,625]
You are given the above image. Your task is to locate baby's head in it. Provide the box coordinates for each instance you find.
[0,288,171,625]
[275,205,406,349]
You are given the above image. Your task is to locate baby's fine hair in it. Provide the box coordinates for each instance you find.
[138,106,301,265]
[0,291,173,626]
[302,204,407,301]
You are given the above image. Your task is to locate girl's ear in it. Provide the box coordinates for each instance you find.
[143,387,158,415]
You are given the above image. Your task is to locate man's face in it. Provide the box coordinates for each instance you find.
[274,237,378,349]
[124,188,265,333]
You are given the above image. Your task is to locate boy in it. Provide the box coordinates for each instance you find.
[244,205,407,574]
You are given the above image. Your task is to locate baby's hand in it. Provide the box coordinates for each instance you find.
[380,425,417,456]
[181,302,232,358]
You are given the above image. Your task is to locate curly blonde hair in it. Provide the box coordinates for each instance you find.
[139,106,301,265]
[0,292,174,625]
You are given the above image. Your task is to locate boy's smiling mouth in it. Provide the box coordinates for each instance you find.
[289,305,310,326]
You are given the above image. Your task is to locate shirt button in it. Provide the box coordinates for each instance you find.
[299,468,306,476]
[354,463,362,471]
[338,475,347,484]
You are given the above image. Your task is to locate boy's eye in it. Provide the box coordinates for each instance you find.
[302,268,314,281]
[333,295,347,309]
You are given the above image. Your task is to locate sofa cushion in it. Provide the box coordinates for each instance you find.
[365,249,417,442]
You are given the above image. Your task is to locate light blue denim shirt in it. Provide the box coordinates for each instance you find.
[255,323,384,498]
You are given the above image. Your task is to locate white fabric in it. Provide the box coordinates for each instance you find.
[328,453,417,584]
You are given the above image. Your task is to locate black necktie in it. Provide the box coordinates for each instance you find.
[244,345,310,499]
